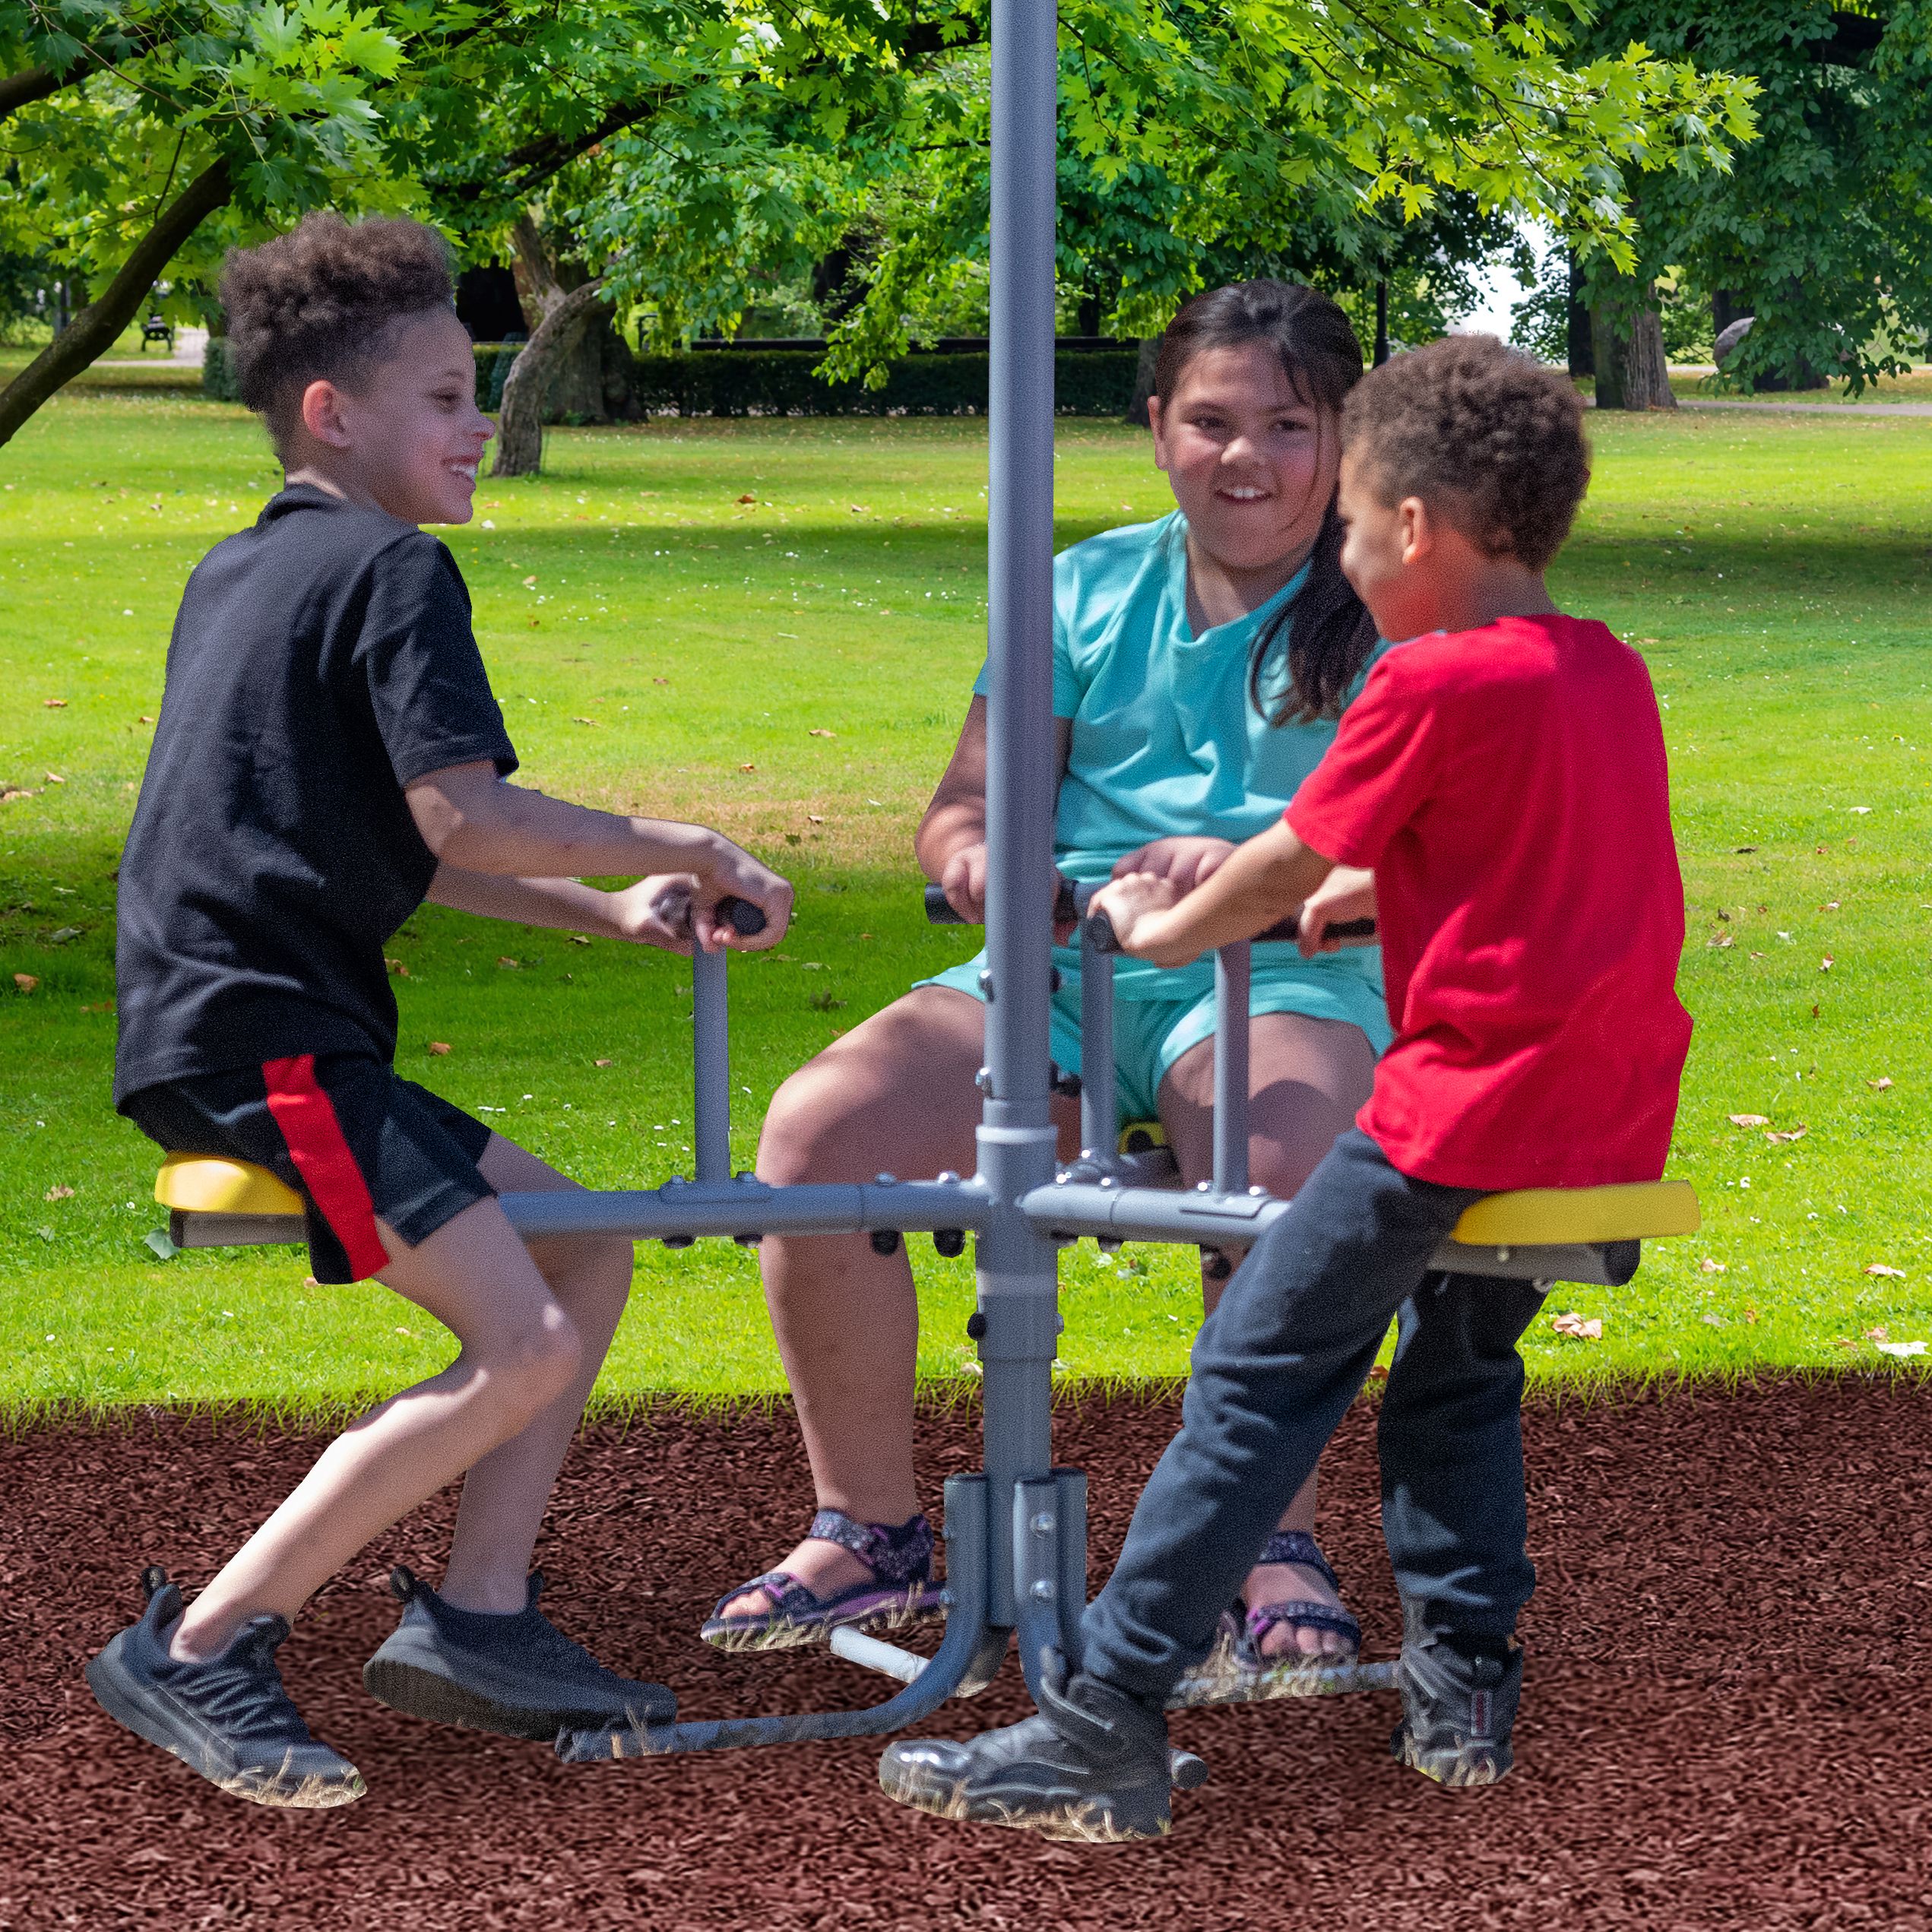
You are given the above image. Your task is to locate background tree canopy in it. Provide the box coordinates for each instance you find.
[0,1,1759,451]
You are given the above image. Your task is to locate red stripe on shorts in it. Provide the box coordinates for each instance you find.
[261,1054,389,1281]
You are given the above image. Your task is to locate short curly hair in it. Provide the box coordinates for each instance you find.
[220,213,458,449]
[1341,334,1589,570]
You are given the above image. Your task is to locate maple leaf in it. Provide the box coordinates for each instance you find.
[1766,1127,1807,1145]
[1699,1257,1727,1274]
[426,1041,451,1056]
[1865,1263,1906,1278]
[1869,1077,1895,1091]
[1728,1113,1769,1127]
[13,974,37,993]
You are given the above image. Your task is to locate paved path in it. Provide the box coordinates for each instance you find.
[96,325,208,370]
[1677,395,1932,417]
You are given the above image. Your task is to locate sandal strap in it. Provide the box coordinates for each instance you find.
[806,1509,934,1588]
[1257,1529,1340,1592]
[1246,1599,1363,1648]
[710,1569,819,1623]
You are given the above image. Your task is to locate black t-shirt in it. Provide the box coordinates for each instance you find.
[114,486,518,1104]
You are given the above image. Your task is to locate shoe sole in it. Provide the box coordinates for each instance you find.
[1391,1721,1513,1788]
[877,1754,1169,1844]
[363,1633,675,1740]
[702,1587,947,1655]
[85,1645,364,1809]
[1168,1630,1389,1709]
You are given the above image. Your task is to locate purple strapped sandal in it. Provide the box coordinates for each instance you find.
[1237,1529,1361,1667]
[1169,1529,1361,1708]
[700,1509,941,1654]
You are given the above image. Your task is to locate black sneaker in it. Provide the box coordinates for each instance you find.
[84,1567,364,1808]
[879,1672,1174,1842]
[1390,1614,1522,1788]
[363,1567,676,1740]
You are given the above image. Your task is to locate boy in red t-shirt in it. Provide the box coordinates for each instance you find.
[879,335,1691,1842]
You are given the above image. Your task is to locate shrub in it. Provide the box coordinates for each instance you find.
[202,337,239,401]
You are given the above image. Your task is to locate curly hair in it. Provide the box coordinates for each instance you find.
[1341,334,1590,571]
[1155,280,1379,724]
[220,214,457,449]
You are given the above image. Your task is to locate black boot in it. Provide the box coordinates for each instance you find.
[879,1672,1175,1842]
[1390,1603,1522,1788]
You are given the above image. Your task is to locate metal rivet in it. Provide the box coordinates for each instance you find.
[1028,1512,1056,1535]
[875,1173,898,1186]
[1029,1579,1056,1601]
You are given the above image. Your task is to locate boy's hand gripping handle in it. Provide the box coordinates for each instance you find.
[1082,909,1377,954]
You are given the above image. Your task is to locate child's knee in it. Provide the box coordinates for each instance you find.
[480,1304,583,1416]
[757,1065,854,1183]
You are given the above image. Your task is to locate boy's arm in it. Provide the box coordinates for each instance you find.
[423,868,698,952]
[1090,819,1338,968]
[405,761,790,949]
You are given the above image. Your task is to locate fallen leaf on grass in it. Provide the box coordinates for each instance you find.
[1733,844,1759,854]
[1869,1077,1895,1091]
[1877,1341,1927,1359]
[1728,1113,1769,1127]
[1706,933,1734,949]
[43,771,64,784]
[497,957,520,969]
[48,926,79,944]
[652,676,669,686]
[14,973,38,992]
[385,957,410,977]
[1699,1258,1727,1274]
[594,1058,614,1067]
[522,576,537,588]
[1865,1326,1889,1341]
[572,715,599,726]
[808,990,847,1012]
[42,698,65,708]
[1820,956,1834,972]
[1745,1306,1759,1325]
[809,728,836,738]
[2,789,34,803]
[1766,1126,1807,1144]
[736,493,756,503]
[426,1041,451,1055]
[1550,1311,1604,1340]
[44,1185,73,1202]
[740,762,756,772]
[1865,1263,1906,1278]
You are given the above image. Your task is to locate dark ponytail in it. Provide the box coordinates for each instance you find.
[1154,280,1379,724]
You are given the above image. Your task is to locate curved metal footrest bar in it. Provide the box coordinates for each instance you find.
[1166,1652,1399,1711]
[554,1474,992,1762]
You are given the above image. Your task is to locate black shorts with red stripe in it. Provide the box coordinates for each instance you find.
[124,1053,495,1284]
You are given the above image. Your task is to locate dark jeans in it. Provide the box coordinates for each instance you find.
[1080,1128,1547,1703]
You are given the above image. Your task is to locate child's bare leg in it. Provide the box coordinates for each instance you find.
[171,1192,584,1661]
[436,1135,634,1610]
[1159,1011,1378,1660]
[719,987,1079,1618]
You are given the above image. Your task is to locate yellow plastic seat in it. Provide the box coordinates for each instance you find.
[155,1153,304,1218]
[1119,1120,1169,1156]
[1449,1180,1700,1247]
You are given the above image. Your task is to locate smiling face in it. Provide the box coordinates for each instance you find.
[294,306,493,525]
[1148,340,1340,580]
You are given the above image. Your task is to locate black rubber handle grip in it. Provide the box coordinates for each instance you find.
[717,895,768,936]
[1085,910,1376,954]
[923,880,1079,926]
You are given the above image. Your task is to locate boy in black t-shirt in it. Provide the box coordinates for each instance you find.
[88,214,793,1807]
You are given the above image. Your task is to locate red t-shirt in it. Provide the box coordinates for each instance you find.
[1287,614,1691,1191]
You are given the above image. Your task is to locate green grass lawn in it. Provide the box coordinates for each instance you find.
[4,388,1930,1416]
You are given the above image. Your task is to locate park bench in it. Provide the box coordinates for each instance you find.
[139,313,175,353]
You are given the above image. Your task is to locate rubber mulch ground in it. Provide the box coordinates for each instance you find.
[3,1376,1928,1929]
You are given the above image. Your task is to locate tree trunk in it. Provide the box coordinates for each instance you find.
[1123,335,1161,425]
[1373,280,1390,366]
[0,157,233,451]
[504,212,634,427]
[1589,302,1676,411]
[1566,249,1594,378]
[492,279,607,477]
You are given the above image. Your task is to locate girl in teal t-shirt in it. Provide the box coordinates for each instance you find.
[714,283,1388,1687]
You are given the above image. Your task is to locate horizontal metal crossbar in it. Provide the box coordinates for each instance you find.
[496,1176,992,1243]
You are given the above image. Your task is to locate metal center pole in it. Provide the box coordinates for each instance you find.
[974,0,1062,1637]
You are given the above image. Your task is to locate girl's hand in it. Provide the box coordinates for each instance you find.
[609,876,707,954]
[937,842,990,925]
[1112,837,1237,895]
[1297,865,1376,957]
[1088,872,1195,967]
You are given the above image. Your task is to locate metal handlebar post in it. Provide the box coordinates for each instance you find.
[1078,920,1117,1163]
[1212,943,1251,1198]
[690,897,764,1187]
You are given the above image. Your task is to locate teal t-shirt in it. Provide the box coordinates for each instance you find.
[973,510,1385,1006]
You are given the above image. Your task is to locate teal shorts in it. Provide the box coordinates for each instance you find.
[916,945,1392,1123]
